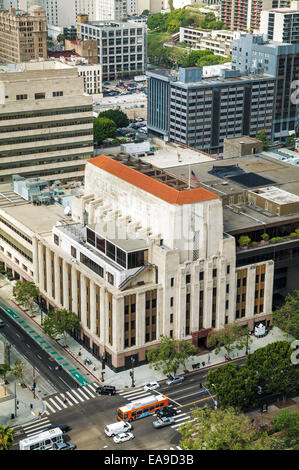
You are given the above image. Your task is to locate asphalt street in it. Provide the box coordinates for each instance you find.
[0,307,78,393]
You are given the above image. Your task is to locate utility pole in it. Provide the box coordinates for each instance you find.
[202,384,218,410]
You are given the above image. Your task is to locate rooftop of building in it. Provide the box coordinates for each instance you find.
[88,154,219,205]
[158,151,299,232]
[79,20,144,29]
[249,186,299,205]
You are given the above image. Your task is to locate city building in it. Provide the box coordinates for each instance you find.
[51,55,103,94]
[0,5,47,64]
[179,27,238,57]
[7,148,299,370]
[221,0,290,32]
[232,33,299,140]
[147,67,275,153]
[0,61,93,183]
[97,0,128,21]
[260,0,299,43]
[64,38,98,64]
[77,17,147,80]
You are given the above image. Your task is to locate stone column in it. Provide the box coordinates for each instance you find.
[80,274,87,329]
[46,247,52,300]
[38,243,45,293]
[136,292,145,347]
[71,266,78,315]
[62,260,69,310]
[90,280,97,335]
[112,296,122,353]
[32,237,39,285]
[54,254,60,306]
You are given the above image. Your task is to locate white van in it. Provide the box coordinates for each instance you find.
[104,421,132,437]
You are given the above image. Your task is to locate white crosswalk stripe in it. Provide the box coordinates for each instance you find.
[171,416,196,430]
[75,388,91,400]
[81,386,96,398]
[21,417,51,437]
[66,391,79,404]
[49,397,62,411]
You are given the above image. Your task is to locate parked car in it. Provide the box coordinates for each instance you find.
[53,441,76,450]
[157,405,177,418]
[166,376,184,386]
[47,424,71,433]
[113,432,135,444]
[103,81,110,85]
[143,381,160,392]
[0,319,5,327]
[96,385,116,396]
[152,416,175,429]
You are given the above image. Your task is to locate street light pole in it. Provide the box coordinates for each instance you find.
[202,384,218,410]
[14,380,17,418]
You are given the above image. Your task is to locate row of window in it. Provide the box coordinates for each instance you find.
[16,91,63,100]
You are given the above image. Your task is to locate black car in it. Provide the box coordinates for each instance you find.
[157,405,177,418]
[96,385,116,396]
[0,319,5,327]
[47,423,71,433]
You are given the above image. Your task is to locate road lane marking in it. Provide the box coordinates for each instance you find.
[177,394,216,408]
[82,386,96,398]
[49,397,62,411]
[66,391,79,404]
[174,391,206,401]
[44,401,56,413]
[69,389,85,402]
[76,388,91,400]
[55,396,68,408]
[166,384,207,395]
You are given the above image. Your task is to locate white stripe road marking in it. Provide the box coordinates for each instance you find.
[49,397,62,411]
[121,391,151,399]
[119,388,144,396]
[69,389,85,402]
[22,417,50,428]
[66,391,79,404]
[174,391,207,401]
[75,388,91,400]
[26,424,51,436]
[82,387,96,398]
[87,383,99,392]
[44,410,50,415]
[176,446,182,450]
[166,385,206,396]
[174,414,190,423]
[171,417,196,429]
[60,393,73,406]
[55,395,68,408]
[44,401,56,413]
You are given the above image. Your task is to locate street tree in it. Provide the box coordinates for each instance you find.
[42,308,80,348]
[11,359,26,386]
[13,280,39,316]
[0,425,15,450]
[256,129,270,150]
[207,323,252,359]
[272,290,299,339]
[245,340,299,400]
[98,109,129,128]
[178,406,282,450]
[206,363,259,410]
[93,117,117,144]
[146,335,196,377]
[0,363,11,384]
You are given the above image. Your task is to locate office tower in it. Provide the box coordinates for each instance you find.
[232,33,299,140]
[0,5,47,63]
[260,0,299,43]
[0,61,93,183]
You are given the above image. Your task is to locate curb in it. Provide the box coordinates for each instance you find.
[10,299,99,383]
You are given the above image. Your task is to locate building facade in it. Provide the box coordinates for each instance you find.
[0,61,93,183]
[260,1,299,43]
[221,0,290,32]
[77,18,147,80]
[232,33,299,140]
[147,67,275,153]
[0,5,47,64]
[0,153,275,371]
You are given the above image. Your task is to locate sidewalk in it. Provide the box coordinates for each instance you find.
[0,279,290,391]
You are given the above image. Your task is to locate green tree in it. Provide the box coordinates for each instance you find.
[98,109,129,128]
[238,235,251,247]
[272,290,299,339]
[272,409,299,449]
[0,425,15,450]
[147,335,196,376]
[207,323,252,359]
[13,280,39,315]
[285,134,296,149]
[142,9,150,16]
[245,341,299,400]
[257,129,270,150]
[93,117,117,143]
[0,363,11,384]
[179,406,282,450]
[11,359,26,386]
[206,363,259,410]
[42,309,80,347]
[56,34,65,44]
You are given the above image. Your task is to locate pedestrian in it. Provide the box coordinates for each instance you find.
[208,354,210,364]
[63,395,67,403]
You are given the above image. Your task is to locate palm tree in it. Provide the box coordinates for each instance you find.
[0,425,15,450]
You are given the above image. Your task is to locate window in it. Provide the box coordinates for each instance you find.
[186,293,190,303]
[107,272,114,285]
[35,93,45,99]
[242,278,247,287]
[16,94,28,100]
[186,274,191,284]
[170,313,173,323]
[213,268,217,278]
[170,297,174,307]
[227,265,230,274]
[170,277,174,287]
[226,284,229,294]
[53,91,63,97]
[261,273,265,282]
[54,234,59,246]
[199,271,204,281]
[71,246,76,258]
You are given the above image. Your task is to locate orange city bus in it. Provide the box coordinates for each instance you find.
[117,394,168,422]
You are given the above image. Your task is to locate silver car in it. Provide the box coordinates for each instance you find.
[152,416,175,428]
[165,376,184,386]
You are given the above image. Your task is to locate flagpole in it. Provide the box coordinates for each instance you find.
[188,164,191,189]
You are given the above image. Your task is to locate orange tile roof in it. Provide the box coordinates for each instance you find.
[88,155,219,205]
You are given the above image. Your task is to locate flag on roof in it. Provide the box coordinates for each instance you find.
[191,170,200,182]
